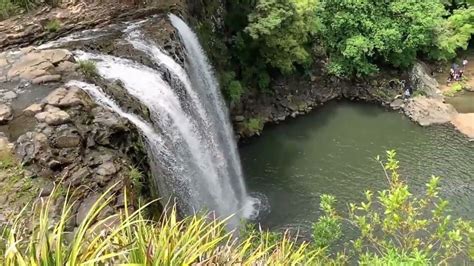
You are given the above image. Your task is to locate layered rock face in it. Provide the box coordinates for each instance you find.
[0,7,184,230]
[0,1,178,50]
[0,66,147,224]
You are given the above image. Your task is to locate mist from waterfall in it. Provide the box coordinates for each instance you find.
[73,15,257,227]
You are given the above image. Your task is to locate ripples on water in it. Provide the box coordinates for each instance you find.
[240,102,474,236]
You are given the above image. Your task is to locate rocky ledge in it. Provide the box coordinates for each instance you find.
[0,8,187,230]
[0,0,186,50]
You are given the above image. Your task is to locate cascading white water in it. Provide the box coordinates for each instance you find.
[168,14,256,214]
[66,80,161,145]
[74,21,256,226]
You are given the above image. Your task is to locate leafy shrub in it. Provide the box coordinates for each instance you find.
[0,0,38,20]
[128,166,142,190]
[429,7,474,61]
[0,0,61,20]
[312,194,342,248]
[347,150,473,264]
[245,118,264,135]
[221,71,245,103]
[12,0,35,9]
[317,0,448,77]
[227,80,244,103]
[246,0,317,74]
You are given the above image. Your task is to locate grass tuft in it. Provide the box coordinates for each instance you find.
[45,18,61,32]
[78,60,98,79]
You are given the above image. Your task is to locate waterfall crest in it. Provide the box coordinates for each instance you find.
[73,15,257,227]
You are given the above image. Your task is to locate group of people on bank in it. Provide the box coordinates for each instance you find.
[401,58,469,100]
[448,58,468,83]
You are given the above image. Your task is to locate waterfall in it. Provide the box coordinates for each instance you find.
[73,16,256,227]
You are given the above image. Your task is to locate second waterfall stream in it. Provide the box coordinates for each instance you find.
[71,14,258,228]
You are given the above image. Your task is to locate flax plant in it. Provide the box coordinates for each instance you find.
[0,184,337,265]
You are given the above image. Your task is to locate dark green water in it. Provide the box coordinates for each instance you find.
[446,91,474,113]
[240,102,474,236]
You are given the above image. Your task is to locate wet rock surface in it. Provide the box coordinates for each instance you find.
[0,1,181,51]
[451,113,474,140]
[403,97,457,126]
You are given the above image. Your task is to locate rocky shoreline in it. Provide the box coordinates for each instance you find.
[231,61,474,141]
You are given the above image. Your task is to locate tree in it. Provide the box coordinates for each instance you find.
[245,0,318,74]
[429,6,474,61]
[317,0,448,77]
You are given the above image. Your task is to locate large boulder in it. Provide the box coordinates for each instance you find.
[45,86,92,108]
[410,61,442,99]
[403,96,457,126]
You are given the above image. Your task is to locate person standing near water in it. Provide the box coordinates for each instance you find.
[403,80,412,100]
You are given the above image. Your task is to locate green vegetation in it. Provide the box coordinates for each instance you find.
[221,71,245,103]
[444,81,466,96]
[0,186,343,265]
[78,60,98,79]
[195,0,474,99]
[244,117,264,136]
[347,150,473,264]
[318,0,448,76]
[45,19,61,33]
[0,152,471,264]
[128,166,143,190]
[0,0,19,20]
[0,0,60,20]
[246,0,317,74]
[430,6,474,61]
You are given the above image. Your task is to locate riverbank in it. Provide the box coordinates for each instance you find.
[231,59,474,141]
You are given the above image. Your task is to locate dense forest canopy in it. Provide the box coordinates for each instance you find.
[197,0,474,101]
